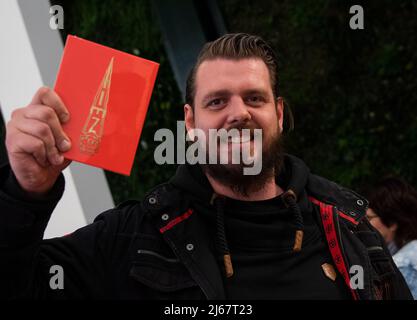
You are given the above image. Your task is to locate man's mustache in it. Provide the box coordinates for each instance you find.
[224,121,260,133]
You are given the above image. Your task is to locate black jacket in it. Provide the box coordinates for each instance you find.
[0,155,413,299]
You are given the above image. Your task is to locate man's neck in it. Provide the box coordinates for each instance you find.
[205,173,284,201]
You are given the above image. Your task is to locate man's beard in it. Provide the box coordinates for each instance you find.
[201,128,285,197]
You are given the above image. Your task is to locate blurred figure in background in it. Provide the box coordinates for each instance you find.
[366,177,417,299]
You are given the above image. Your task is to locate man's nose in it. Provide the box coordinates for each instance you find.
[226,97,251,125]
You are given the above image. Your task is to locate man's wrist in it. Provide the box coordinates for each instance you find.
[1,166,65,203]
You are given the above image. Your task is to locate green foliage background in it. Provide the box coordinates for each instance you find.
[219,0,417,194]
[57,0,416,204]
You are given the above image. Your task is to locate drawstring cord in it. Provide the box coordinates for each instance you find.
[282,189,304,252]
[211,193,234,278]
[210,188,303,279]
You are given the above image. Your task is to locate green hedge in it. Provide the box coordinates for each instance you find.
[220,0,417,193]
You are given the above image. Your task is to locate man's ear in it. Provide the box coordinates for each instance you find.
[184,104,195,132]
[276,97,284,133]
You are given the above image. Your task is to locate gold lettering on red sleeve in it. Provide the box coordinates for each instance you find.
[80,57,113,155]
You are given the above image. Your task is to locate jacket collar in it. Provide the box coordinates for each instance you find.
[306,172,369,224]
[170,154,368,223]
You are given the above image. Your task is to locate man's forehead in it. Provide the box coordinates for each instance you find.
[195,58,272,96]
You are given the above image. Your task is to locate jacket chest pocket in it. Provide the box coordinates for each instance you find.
[129,248,199,294]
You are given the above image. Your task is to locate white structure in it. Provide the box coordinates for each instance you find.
[0,0,114,238]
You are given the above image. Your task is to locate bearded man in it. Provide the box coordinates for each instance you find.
[0,33,412,299]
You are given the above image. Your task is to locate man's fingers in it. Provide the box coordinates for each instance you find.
[6,125,48,167]
[13,117,64,166]
[31,87,70,123]
[24,104,72,152]
[5,87,72,194]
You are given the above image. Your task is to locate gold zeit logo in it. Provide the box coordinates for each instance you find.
[80,57,114,155]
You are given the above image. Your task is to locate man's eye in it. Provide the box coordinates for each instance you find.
[246,96,264,104]
[208,98,225,107]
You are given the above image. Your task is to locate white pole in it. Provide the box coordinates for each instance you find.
[0,0,114,238]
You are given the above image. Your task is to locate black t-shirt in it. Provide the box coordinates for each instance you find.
[198,190,352,300]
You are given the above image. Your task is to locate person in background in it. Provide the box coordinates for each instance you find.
[366,176,417,299]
